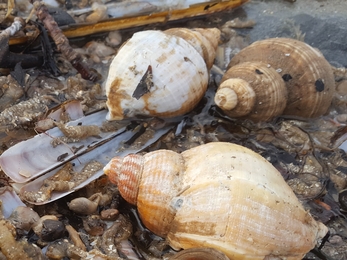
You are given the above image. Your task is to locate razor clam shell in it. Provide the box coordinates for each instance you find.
[0,188,26,218]
[339,140,347,152]
[46,100,84,122]
[0,110,115,183]
[20,124,172,205]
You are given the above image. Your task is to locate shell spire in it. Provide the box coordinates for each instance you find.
[104,154,144,205]
[164,28,221,70]
[227,37,335,118]
[215,61,288,121]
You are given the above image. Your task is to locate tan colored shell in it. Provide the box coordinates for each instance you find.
[104,28,220,120]
[165,28,220,70]
[228,37,335,118]
[104,142,328,260]
[215,61,288,121]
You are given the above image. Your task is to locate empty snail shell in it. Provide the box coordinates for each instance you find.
[222,37,335,119]
[104,27,220,120]
[104,142,328,260]
[214,61,288,121]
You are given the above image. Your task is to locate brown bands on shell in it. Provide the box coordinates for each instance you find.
[228,37,335,118]
[216,61,288,121]
[104,154,143,205]
[104,142,328,259]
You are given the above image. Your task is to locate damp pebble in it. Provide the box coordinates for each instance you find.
[85,2,108,23]
[83,215,106,236]
[7,206,40,231]
[106,31,122,47]
[40,219,66,241]
[329,235,343,245]
[100,208,119,221]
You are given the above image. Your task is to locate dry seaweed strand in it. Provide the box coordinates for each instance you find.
[32,0,98,82]
[0,17,43,68]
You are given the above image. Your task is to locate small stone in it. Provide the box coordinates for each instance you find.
[100,209,119,221]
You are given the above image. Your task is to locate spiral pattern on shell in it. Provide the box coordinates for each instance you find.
[104,142,328,259]
[215,61,288,121]
[227,37,335,118]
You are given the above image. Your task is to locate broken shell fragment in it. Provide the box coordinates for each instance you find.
[214,61,287,121]
[104,142,328,259]
[227,37,335,118]
[105,27,220,120]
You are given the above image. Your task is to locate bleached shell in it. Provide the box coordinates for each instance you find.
[228,38,335,118]
[216,61,288,121]
[105,30,209,120]
[104,142,328,259]
[164,28,220,70]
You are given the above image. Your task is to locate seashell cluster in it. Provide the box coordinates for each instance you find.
[104,142,328,259]
[215,38,335,121]
[104,27,220,120]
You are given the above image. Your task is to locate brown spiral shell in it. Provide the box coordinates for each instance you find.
[227,37,335,118]
[214,61,288,121]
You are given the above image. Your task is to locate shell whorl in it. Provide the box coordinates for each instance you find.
[105,142,328,259]
[216,61,288,121]
[103,154,144,205]
[228,38,335,118]
[215,78,256,115]
[164,28,221,70]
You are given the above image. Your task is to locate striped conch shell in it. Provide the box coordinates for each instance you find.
[104,142,328,260]
[104,27,220,120]
[220,37,335,119]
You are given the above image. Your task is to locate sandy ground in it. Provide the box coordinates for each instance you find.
[237,0,347,67]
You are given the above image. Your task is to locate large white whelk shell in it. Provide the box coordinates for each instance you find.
[105,28,220,120]
[104,142,328,260]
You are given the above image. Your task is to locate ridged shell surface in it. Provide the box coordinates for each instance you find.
[165,28,220,70]
[216,61,288,121]
[228,38,335,118]
[104,29,211,120]
[104,142,328,259]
